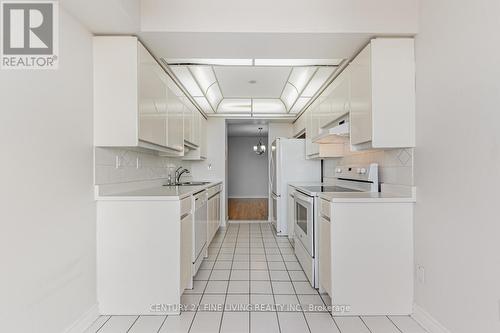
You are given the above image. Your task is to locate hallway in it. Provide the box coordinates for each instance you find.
[86,223,426,333]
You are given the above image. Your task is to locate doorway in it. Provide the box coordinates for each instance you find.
[227,122,269,221]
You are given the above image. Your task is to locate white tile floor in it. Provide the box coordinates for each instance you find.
[87,222,427,333]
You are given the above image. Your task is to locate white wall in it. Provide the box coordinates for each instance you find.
[227,136,269,198]
[141,0,418,34]
[190,118,227,224]
[0,9,97,333]
[414,1,500,332]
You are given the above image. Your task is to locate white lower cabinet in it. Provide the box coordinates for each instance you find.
[319,199,332,297]
[180,211,193,292]
[207,185,222,244]
[320,199,414,315]
[97,195,194,315]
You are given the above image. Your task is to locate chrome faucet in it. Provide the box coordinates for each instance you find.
[175,167,190,185]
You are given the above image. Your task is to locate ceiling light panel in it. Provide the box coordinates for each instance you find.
[218,99,251,113]
[281,83,299,111]
[289,97,311,114]
[189,66,216,94]
[252,99,286,113]
[206,84,223,110]
[166,58,253,66]
[194,97,214,113]
[301,67,336,97]
[169,66,203,97]
[288,67,317,94]
[254,59,343,66]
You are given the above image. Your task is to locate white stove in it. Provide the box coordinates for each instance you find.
[291,163,379,288]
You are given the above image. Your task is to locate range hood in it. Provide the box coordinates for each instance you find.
[312,115,350,144]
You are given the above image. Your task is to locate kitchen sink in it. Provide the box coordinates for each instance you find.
[179,181,211,186]
[163,181,211,187]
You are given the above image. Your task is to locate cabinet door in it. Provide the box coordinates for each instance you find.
[200,116,207,158]
[307,101,320,157]
[350,44,372,145]
[319,215,332,297]
[317,94,330,129]
[138,44,167,147]
[166,80,184,152]
[183,102,193,144]
[320,69,350,129]
[180,213,193,291]
[192,111,201,147]
[215,194,220,229]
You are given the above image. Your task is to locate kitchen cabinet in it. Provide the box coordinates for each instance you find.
[200,114,207,159]
[138,44,168,148]
[305,100,345,159]
[320,197,414,315]
[97,198,186,315]
[183,110,207,160]
[183,100,194,145]
[350,38,415,150]
[94,36,195,156]
[305,102,319,158]
[319,199,332,297]
[207,184,222,244]
[293,110,306,138]
[318,68,350,130]
[180,203,193,292]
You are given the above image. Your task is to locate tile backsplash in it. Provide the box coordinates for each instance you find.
[94,147,191,185]
[323,148,414,186]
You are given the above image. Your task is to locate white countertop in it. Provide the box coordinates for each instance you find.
[318,191,416,203]
[96,181,222,201]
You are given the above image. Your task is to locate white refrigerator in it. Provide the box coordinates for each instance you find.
[270,138,321,235]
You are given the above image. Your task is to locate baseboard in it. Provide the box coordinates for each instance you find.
[412,303,451,333]
[64,303,100,333]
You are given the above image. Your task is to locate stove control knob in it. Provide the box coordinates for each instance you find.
[359,168,367,174]
[335,168,342,173]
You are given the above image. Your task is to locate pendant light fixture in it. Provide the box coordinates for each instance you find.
[253,127,266,155]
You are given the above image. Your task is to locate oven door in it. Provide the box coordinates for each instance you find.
[294,191,314,256]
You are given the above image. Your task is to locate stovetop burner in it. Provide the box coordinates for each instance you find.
[301,186,362,193]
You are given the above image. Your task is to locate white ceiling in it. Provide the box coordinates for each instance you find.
[167,60,341,117]
[214,66,291,98]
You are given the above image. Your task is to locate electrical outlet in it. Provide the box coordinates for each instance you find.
[136,156,140,169]
[417,265,425,284]
[208,163,212,170]
[115,155,122,169]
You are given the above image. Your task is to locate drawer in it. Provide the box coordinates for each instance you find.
[180,196,192,216]
[319,198,331,219]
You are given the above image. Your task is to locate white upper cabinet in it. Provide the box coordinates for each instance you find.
[138,44,168,148]
[350,38,415,149]
[292,112,306,138]
[304,72,347,159]
[182,108,207,160]
[94,36,193,156]
[319,68,350,130]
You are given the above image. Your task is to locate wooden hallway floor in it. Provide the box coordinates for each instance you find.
[228,198,268,220]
